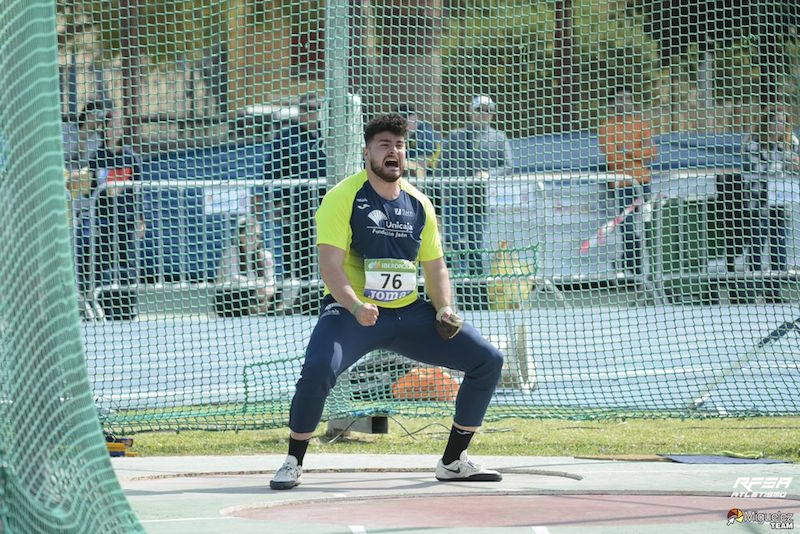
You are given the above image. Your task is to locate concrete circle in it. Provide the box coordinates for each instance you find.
[229,492,799,528]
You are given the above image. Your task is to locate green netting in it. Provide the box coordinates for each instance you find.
[4,1,800,525]
[4,0,800,486]
[57,1,800,434]
[0,1,144,533]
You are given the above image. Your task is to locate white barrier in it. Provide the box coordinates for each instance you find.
[485,170,798,283]
[75,170,798,318]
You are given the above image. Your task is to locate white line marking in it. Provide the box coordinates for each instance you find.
[140,517,233,523]
[531,527,551,534]
[349,527,367,534]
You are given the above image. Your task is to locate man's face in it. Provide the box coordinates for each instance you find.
[364,131,406,183]
[80,112,107,140]
[406,114,418,134]
[471,106,493,127]
[615,92,635,115]
[299,100,320,131]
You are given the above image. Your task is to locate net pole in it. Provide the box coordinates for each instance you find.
[325,0,351,188]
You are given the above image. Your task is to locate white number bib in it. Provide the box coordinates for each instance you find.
[363,258,417,303]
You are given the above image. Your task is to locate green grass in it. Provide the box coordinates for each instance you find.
[129,416,800,461]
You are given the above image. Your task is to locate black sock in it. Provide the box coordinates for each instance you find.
[288,437,310,466]
[442,426,475,465]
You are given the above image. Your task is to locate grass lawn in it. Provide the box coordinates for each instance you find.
[129,416,800,461]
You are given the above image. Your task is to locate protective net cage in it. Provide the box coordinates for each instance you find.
[20,0,800,429]
[2,0,800,523]
[0,1,145,533]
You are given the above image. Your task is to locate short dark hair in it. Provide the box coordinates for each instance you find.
[396,103,416,117]
[77,100,110,126]
[364,113,407,145]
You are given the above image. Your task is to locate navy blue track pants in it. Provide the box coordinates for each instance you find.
[289,296,504,433]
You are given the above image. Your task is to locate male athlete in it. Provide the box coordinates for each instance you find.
[270,113,504,490]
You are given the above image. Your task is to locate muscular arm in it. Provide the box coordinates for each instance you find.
[635,121,656,163]
[597,124,617,167]
[318,244,378,325]
[503,136,514,175]
[421,256,453,312]
[319,244,360,310]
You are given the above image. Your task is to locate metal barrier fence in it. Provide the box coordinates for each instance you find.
[70,170,799,319]
[71,178,326,319]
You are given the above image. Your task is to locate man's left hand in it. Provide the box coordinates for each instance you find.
[435,306,463,340]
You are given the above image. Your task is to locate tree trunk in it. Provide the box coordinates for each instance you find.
[697,49,715,130]
[371,0,443,125]
[119,0,141,150]
[554,0,577,131]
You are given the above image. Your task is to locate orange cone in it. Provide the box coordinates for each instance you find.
[392,367,460,401]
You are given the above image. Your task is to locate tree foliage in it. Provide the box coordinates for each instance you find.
[57,0,228,61]
[55,0,798,129]
[640,0,800,106]
[441,1,557,134]
[641,0,799,62]
[441,0,660,134]
[571,0,660,125]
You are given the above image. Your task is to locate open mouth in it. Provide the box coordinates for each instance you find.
[385,159,399,169]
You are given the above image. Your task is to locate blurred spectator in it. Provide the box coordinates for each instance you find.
[438,95,513,178]
[265,92,326,281]
[65,101,108,227]
[397,103,441,175]
[73,102,141,318]
[71,102,110,297]
[740,106,800,303]
[63,100,107,172]
[598,88,656,280]
[436,95,513,277]
[215,215,277,316]
[715,170,750,298]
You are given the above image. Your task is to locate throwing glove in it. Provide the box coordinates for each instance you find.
[435,306,463,340]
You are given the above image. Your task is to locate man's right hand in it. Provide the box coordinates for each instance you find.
[352,301,379,326]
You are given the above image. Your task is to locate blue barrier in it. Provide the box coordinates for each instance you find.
[137,131,747,182]
[650,132,744,170]
[510,131,602,173]
[88,131,755,288]
[85,179,317,286]
[139,186,240,282]
[509,131,745,174]
[141,140,271,182]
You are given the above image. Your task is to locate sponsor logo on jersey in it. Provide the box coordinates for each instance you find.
[367,210,388,226]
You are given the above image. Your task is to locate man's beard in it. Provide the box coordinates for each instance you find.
[370,158,401,183]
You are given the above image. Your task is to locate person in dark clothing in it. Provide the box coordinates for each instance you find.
[87,136,140,287]
[396,103,442,173]
[73,102,140,318]
[264,93,326,281]
[739,107,799,303]
[435,95,513,276]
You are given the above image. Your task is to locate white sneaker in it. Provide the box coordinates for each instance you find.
[435,450,502,482]
[270,455,302,490]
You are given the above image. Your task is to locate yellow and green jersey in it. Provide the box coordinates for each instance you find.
[315,170,443,308]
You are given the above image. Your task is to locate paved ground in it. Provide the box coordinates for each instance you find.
[114,453,800,533]
[91,304,800,423]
